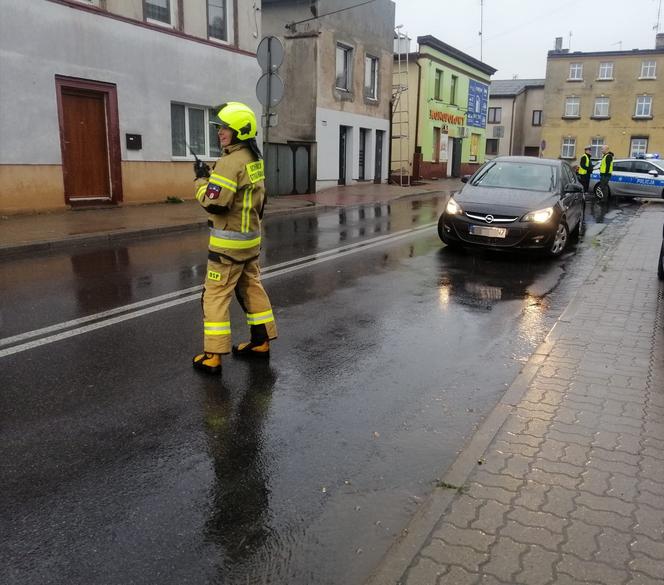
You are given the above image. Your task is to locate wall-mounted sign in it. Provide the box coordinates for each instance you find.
[429,110,465,125]
[467,80,489,128]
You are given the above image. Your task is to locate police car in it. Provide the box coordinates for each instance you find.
[589,154,664,200]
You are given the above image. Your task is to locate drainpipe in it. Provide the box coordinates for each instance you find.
[508,95,515,155]
[414,55,422,179]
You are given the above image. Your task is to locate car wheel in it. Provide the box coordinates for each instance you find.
[594,184,610,201]
[658,241,664,280]
[548,221,569,256]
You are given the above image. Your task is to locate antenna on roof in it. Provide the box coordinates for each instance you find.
[655,0,662,31]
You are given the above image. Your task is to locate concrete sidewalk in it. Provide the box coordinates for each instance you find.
[367,201,664,585]
[0,179,456,257]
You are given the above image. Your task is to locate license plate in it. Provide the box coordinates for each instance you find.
[468,224,507,238]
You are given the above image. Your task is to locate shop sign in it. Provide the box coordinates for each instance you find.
[429,110,465,125]
[467,80,489,128]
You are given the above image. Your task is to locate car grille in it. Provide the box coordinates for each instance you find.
[465,212,519,223]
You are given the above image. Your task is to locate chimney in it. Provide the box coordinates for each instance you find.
[554,37,563,51]
[657,33,664,49]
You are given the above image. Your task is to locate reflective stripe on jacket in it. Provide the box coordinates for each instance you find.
[193,143,266,262]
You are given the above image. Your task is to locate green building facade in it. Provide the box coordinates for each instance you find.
[393,36,496,180]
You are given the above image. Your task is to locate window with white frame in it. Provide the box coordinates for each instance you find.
[561,137,576,159]
[591,138,605,159]
[364,55,378,99]
[564,96,580,117]
[568,63,583,80]
[593,96,610,118]
[630,137,648,157]
[640,60,656,78]
[336,44,352,91]
[171,103,221,159]
[145,0,177,27]
[597,62,613,79]
[635,95,653,117]
[208,0,228,41]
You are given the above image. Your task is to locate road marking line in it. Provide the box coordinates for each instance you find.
[0,223,435,358]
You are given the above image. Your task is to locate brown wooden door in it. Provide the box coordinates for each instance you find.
[61,89,111,202]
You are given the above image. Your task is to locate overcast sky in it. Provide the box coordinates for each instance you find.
[393,0,663,79]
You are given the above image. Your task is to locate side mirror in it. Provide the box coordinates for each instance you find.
[461,175,471,183]
[648,169,659,177]
[564,182,583,193]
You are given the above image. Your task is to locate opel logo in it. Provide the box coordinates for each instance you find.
[485,215,495,224]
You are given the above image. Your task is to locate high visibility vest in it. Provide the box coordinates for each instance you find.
[600,154,613,174]
[577,153,590,175]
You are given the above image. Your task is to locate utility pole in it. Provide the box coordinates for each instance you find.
[479,0,484,61]
[655,0,662,31]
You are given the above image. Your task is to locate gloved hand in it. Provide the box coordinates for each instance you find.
[193,159,211,179]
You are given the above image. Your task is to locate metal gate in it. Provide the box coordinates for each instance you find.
[264,143,312,196]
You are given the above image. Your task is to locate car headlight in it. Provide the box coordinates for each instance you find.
[446,197,463,215]
[523,207,554,223]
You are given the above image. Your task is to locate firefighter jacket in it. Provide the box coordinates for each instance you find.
[578,153,591,175]
[600,152,614,176]
[194,143,266,263]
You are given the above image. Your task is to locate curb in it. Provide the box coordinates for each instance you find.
[363,215,628,585]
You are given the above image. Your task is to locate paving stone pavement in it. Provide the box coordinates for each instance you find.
[370,203,664,585]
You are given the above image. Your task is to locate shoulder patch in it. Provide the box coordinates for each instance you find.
[206,183,221,199]
[246,160,265,184]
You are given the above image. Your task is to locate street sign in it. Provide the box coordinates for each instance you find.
[256,36,284,72]
[256,72,284,108]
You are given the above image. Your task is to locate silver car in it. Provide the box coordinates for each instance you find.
[589,157,664,199]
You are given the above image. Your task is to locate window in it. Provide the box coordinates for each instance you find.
[364,56,378,99]
[434,69,443,100]
[612,161,632,173]
[488,107,501,124]
[145,0,176,27]
[640,60,657,78]
[564,96,580,117]
[171,103,221,159]
[591,138,605,159]
[633,160,656,174]
[532,110,542,126]
[336,44,352,91]
[450,75,458,105]
[486,138,498,155]
[562,163,576,186]
[630,137,648,157]
[635,95,652,117]
[597,62,613,79]
[593,96,610,118]
[208,0,228,41]
[568,63,583,80]
[561,137,576,159]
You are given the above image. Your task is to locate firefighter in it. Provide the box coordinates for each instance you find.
[577,145,592,194]
[192,102,277,375]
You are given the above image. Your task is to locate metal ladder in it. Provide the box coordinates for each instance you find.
[392,30,411,187]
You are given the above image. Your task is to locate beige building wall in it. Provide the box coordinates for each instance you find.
[541,48,664,161]
[522,87,544,151]
[486,96,515,157]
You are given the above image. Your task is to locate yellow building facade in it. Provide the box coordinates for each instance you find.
[541,39,664,163]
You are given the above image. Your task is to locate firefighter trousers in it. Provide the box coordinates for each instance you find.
[202,256,277,354]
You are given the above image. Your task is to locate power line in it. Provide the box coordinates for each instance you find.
[285,0,378,30]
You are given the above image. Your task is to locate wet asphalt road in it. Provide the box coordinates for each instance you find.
[0,195,637,585]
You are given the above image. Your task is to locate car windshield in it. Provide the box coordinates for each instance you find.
[471,161,557,192]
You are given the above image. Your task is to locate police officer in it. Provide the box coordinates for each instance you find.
[577,145,592,194]
[192,102,277,375]
[597,144,614,201]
